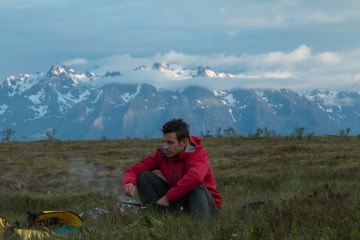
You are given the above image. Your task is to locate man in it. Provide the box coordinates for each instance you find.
[121,118,222,219]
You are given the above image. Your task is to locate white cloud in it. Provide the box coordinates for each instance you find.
[264,45,311,65]
[314,52,341,65]
[307,11,345,24]
[78,45,359,91]
[1,0,360,92]
[61,58,88,66]
[237,71,293,79]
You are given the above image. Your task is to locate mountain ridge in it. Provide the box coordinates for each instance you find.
[1,65,359,141]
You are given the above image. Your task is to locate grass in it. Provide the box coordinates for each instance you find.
[1,136,360,239]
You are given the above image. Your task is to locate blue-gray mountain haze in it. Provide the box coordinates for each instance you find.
[1,65,359,141]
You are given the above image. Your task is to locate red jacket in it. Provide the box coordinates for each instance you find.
[121,135,222,209]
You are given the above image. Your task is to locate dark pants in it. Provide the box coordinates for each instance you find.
[137,171,217,219]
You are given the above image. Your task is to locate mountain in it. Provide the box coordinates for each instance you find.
[1,65,359,141]
[135,62,236,79]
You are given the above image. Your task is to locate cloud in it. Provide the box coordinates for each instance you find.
[307,11,345,24]
[76,44,359,91]
[237,71,293,79]
[1,0,360,92]
[263,45,311,65]
[314,52,341,65]
[61,58,88,66]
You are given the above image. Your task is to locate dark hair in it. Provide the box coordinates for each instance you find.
[161,118,190,142]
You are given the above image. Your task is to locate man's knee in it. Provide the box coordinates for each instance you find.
[137,171,153,183]
[188,184,216,219]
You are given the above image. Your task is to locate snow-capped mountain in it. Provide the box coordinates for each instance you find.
[135,62,236,79]
[1,65,359,141]
[303,89,360,132]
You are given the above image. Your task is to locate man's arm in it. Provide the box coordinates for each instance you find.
[121,150,161,195]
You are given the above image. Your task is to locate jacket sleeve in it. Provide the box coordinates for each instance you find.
[121,150,160,187]
[166,149,210,202]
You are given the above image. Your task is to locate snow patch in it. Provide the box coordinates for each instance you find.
[29,105,48,119]
[214,90,237,106]
[0,104,8,114]
[228,108,236,122]
[28,89,44,104]
[120,84,142,103]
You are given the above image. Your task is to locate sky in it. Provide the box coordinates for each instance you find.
[1,0,360,91]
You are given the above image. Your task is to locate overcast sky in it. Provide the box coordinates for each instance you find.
[1,0,360,91]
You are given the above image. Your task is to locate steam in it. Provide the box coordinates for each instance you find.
[67,157,127,201]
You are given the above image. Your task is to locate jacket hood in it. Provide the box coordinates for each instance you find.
[172,135,203,161]
[189,135,202,148]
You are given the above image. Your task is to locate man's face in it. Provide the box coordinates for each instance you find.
[161,132,188,158]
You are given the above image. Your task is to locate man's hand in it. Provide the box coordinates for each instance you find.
[123,183,136,197]
[156,195,170,206]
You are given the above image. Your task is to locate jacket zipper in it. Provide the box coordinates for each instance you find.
[171,161,179,187]
[172,161,174,187]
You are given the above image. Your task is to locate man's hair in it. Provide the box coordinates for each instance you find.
[161,118,190,142]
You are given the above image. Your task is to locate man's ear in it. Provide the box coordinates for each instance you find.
[181,137,190,146]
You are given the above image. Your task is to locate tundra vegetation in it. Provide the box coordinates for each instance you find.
[0,135,360,239]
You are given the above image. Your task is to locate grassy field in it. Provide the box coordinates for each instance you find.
[1,136,360,239]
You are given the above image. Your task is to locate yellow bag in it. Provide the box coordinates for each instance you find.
[1,211,83,239]
[31,210,83,228]
[0,216,11,236]
[14,228,51,240]
[28,210,83,237]
[1,216,51,240]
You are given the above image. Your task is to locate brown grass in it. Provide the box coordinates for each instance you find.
[1,136,360,239]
